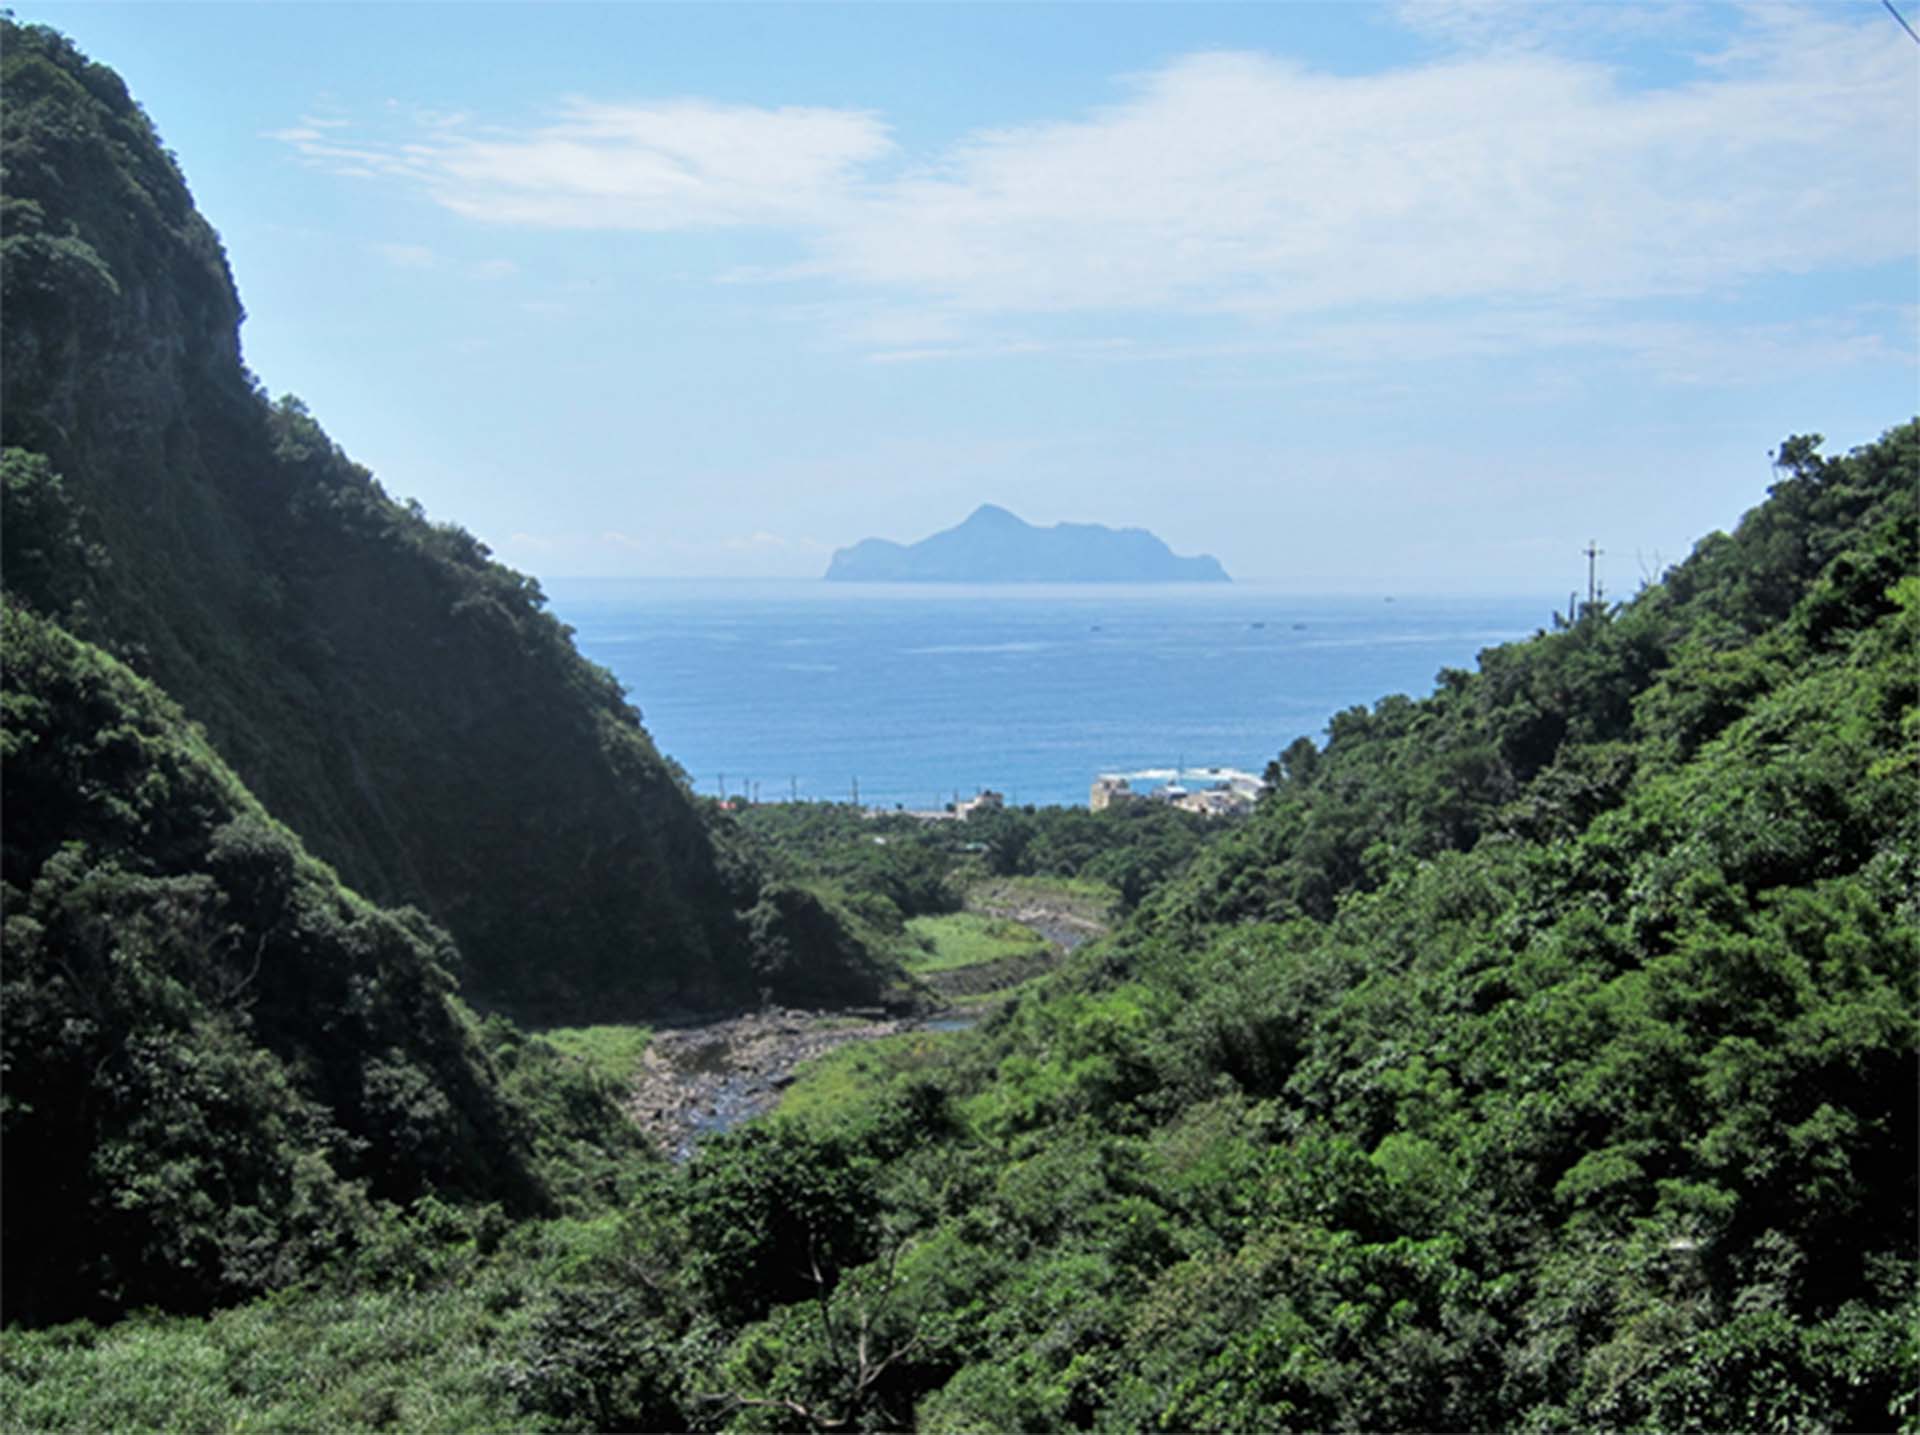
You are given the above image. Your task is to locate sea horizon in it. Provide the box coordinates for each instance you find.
[545,580,1559,810]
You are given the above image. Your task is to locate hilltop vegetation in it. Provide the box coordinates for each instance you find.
[8,406,1911,1424]
[0,18,1912,1432]
[0,19,882,1022]
[0,604,651,1325]
[0,15,884,1335]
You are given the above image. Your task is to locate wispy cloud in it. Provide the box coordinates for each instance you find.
[277,5,1916,367]
[280,98,893,230]
[1392,0,1709,52]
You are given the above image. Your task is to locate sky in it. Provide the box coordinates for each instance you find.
[25,1,1919,591]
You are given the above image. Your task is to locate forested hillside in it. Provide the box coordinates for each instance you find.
[7,409,1909,1424]
[0,605,653,1323]
[1,17,1912,1432]
[0,19,882,1020]
[499,424,1908,1432]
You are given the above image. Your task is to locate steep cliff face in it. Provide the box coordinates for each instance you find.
[1,31,244,452]
[0,21,875,1018]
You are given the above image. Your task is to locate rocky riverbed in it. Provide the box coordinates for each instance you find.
[966,878,1112,955]
[627,890,1109,1159]
[628,1007,957,1160]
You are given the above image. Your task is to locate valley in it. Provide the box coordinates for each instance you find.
[2,14,1914,1433]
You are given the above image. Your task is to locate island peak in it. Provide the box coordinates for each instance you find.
[825,505,1230,583]
[963,502,1023,527]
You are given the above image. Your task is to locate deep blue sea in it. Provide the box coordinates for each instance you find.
[544,581,1552,811]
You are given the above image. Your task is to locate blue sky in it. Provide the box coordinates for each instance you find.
[28,1,1919,591]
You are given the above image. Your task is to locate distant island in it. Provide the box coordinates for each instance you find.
[825,503,1231,582]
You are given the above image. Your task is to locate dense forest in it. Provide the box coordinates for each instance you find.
[0,13,881,1330]
[0,19,886,1024]
[2,19,1914,1433]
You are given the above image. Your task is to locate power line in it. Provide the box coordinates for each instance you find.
[1885,0,1920,46]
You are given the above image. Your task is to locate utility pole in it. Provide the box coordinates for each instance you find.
[790,775,798,803]
[1584,541,1603,607]
[851,776,859,808]
[718,773,727,801]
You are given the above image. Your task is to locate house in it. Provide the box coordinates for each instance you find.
[956,789,1005,819]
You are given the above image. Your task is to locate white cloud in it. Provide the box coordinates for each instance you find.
[819,27,1912,320]
[278,6,1916,364]
[1392,0,1708,52]
[280,98,893,230]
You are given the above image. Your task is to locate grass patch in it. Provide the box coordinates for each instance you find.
[904,912,1049,974]
[777,1031,961,1129]
[533,1024,651,1089]
[948,975,1051,1009]
[0,1214,672,1434]
[0,1286,545,1433]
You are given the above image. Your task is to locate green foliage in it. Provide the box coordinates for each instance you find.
[903,912,1050,974]
[532,1023,652,1089]
[743,880,905,1007]
[663,422,1917,1431]
[778,1031,961,1132]
[681,1123,883,1326]
[504,1285,693,1432]
[0,1216,630,1435]
[0,448,107,628]
[0,17,883,1022]
[3,20,1915,1426]
[738,797,1204,930]
[0,606,664,1323]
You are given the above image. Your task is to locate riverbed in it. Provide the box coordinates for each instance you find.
[626,892,1107,1158]
[627,1007,968,1160]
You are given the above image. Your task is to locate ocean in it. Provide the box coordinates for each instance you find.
[544,580,1553,811]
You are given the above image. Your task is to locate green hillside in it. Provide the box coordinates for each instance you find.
[652,426,1911,1431]
[8,417,1908,1424]
[1,17,1913,1430]
[0,604,655,1324]
[0,19,882,1021]
[884,423,1917,1429]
